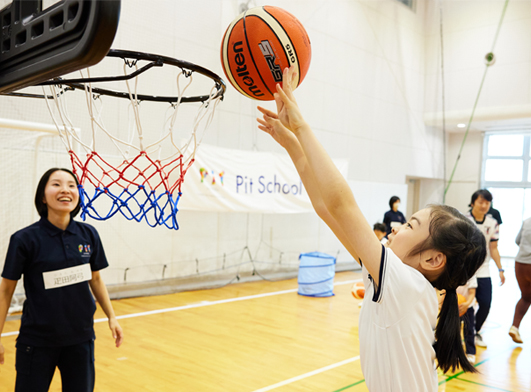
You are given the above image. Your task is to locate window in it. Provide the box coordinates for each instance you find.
[482,132,531,257]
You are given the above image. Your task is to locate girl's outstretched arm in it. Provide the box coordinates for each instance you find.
[267,66,382,285]
[257,107,360,264]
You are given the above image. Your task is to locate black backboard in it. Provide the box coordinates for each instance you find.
[0,0,120,93]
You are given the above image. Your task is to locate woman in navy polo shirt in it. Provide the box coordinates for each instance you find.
[0,168,123,392]
[383,195,407,238]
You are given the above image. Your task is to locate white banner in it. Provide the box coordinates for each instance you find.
[178,144,348,214]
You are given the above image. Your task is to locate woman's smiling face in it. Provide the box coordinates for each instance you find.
[43,170,79,216]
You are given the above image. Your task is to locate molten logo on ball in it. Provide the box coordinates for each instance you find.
[232,41,265,98]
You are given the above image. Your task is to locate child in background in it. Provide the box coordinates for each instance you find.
[458,276,478,363]
[373,223,387,244]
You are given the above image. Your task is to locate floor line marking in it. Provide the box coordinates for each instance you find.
[439,347,517,386]
[251,356,361,392]
[1,279,361,338]
[453,377,515,392]
[332,378,366,392]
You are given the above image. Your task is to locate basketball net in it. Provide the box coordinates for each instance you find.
[41,56,223,229]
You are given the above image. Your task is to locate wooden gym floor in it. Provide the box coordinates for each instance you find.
[0,261,528,391]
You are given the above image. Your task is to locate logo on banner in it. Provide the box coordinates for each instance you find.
[199,168,225,186]
[236,175,303,195]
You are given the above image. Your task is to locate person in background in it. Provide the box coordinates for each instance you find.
[373,223,387,244]
[458,276,478,364]
[0,168,123,392]
[465,189,505,349]
[383,196,406,238]
[488,205,502,226]
[509,217,531,344]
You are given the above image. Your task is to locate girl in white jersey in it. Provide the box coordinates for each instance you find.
[257,67,486,391]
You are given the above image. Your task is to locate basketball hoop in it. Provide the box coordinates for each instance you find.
[12,49,226,229]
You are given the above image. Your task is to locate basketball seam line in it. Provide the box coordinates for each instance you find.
[263,7,301,86]
[243,10,275,98]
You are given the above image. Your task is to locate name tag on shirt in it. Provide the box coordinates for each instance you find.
[42,264,92,290]
[390,221,403,228]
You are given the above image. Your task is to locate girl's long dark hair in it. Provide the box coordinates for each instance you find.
[410,205,486,374]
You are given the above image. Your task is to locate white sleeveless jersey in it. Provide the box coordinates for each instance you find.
[359,247,438,391]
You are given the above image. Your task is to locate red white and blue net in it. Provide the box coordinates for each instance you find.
[42,56,223,229]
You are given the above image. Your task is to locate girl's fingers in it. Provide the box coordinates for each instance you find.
[257,114,275,127]
[290,65,298,90]
[257,106,278,119]
[275,83,291,104]
[258,125,271,134]
[257,118,269,128]
[273,92,284,113]
[283,66,297,99]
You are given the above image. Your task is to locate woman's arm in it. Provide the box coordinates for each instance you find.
[264,66,382,284]
[89,271,123,347]
[489,241,505,285]
[0,278,17,365]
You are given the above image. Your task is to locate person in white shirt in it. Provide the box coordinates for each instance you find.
[257,66,486,391]
[465,190,505,348]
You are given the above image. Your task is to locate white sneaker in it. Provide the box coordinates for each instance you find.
[466,354,476,364]
[509,326,523,343]
[475,333,487,348]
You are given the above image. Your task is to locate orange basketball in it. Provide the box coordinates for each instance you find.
[220,6,311,101]
[351,282,365,300]
[458,294,467,317]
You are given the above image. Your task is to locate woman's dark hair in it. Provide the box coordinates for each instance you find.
[389,196,400,209]
[470,189,493,207]
[409,205,486,374]
[373,223,386,232]
[35,168,81,219]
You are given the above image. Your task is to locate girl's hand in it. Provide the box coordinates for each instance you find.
[274,66,307,133]
[257,106,298,149]
[109,317,124,348]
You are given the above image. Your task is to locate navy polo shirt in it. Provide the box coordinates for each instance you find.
[383,209,407,237]
[2,218,109,347]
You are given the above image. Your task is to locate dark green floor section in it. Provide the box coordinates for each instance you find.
[332,353,517,392]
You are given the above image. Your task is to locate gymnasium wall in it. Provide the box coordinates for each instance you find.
[424,0,531,212]
[0,0,460,296]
